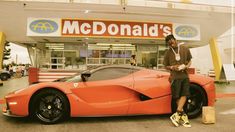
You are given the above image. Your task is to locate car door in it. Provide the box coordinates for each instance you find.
[71,67,135,116]
[133,70,171,98]
[127,69,172,115]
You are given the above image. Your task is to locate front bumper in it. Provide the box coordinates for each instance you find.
[203,81,216,106]
[2,107,24,117]
[1,98,26,117]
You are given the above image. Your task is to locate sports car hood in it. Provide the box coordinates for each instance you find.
[5,82,74,99]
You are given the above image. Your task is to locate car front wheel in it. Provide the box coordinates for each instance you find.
[30,89,70,124]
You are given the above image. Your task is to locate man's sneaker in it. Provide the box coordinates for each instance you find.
[170,112,180,127]
[180,114,191,128]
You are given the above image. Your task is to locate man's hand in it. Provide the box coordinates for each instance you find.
[170,65,179,71]
[177,64,186,71]
[170,64,187,71]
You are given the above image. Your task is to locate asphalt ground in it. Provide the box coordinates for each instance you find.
[0,77,235,132]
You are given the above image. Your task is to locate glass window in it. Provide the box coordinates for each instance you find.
[64,51,78,68]
[87,44,136,65]
[88,50,99,58]
[87,58,99,64]
[50,51,64,69]
[51,51,63,57]
[100,50,112,58]
[125,50,132,58]
[89,67,136,81]
[100,58,112,64]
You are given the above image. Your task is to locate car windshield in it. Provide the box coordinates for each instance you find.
[54,70,89,82]
[54,65,143,83]
[65,74,83,82]
[54,65,104,82]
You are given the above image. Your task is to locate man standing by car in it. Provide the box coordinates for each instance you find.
[163,34,192,128]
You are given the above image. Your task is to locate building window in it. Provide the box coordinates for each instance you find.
[87,44,135,66]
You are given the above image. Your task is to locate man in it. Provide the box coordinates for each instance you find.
[163,34,192,128]
[130,55,137,66]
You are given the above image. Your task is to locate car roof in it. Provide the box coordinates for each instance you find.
[89,64,145,73]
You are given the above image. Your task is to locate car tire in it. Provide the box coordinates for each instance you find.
[185,84,207,119]
[30,89,70,124]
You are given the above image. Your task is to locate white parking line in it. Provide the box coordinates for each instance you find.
[220,108,235,115]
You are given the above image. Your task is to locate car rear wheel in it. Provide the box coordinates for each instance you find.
[185,84,207,119]
[30,89,70,124]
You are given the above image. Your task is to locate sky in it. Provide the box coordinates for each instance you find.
[4,43,31,65]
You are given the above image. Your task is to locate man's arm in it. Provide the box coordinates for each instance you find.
[165,65,172,70]
[165,65,180,71]
[186,60,192,69]
[186,46,192,69]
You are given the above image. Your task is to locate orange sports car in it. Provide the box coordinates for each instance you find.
[1,65,215,124]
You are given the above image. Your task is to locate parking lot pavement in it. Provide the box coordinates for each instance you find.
[0,77,30,98]
[216,81,235,93]
[0,77,235,132]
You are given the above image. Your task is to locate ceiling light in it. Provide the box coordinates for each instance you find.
[45,43,64,50]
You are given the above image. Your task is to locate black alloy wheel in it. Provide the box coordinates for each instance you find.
[185,84,207,119]
[30,89,70,124]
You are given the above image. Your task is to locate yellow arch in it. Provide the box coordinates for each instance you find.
[0,32,6,70]
[209,37,222,81]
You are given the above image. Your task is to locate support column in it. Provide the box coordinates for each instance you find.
[0,32,6,70]
[27,45,35,66]
[209,38,222,81]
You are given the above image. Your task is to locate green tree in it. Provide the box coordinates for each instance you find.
[3,41,11,60]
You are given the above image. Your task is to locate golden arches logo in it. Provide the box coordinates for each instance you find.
[175,26,198,38]
[32,22,54,31]
[30,20,58,33]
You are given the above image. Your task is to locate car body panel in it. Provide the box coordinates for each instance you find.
[1,65,216,119]
[127,94,172,115]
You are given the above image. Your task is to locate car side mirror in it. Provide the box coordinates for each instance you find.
[81,72,91,82]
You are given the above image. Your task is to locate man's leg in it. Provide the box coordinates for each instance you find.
[177,96,187,112]
[170,80,182,127]
[170,97,182,127]
[177,96,191,128]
